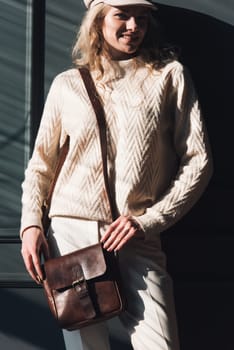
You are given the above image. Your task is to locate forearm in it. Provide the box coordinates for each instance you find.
[134,151,213,239]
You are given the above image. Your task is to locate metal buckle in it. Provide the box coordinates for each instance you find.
[72,277,85,290]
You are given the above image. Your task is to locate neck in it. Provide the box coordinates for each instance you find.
[104,47,138,61]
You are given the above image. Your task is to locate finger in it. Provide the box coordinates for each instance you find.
[102,218,131,248]
[107,227,136,251]
[100,218,121,242]
[103,229,125,250]
[100,231,110,243]
[111,230,135,251]
[30,249,44,281]
[102,216,134,249]
[101,215,130,243]
[22,253,40,283]
[103,224,125,248]
[100,225,113,243]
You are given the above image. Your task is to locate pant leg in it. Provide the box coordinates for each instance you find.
[117,236,180,350]
[47,217,111,350]
[63,323,110,350]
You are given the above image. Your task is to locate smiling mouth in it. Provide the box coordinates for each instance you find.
[121,34,139,43]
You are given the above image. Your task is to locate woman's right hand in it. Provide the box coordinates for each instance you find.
[21,226,50,284]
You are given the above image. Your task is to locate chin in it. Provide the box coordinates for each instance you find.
[123,47,138,55]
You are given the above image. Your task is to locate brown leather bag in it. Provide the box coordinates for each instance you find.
[42,243,124,330]
[41,68,125,330]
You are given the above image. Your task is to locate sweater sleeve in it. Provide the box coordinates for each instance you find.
[20,75,64,237]
[134,65,213,239]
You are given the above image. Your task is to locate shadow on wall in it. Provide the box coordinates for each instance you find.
[156,5,234,257]
[157,5,234,191]
[0,288,132,350]
[0,288,65,350]
[156,5,234,350]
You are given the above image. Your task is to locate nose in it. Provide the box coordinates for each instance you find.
[126,16,138,32]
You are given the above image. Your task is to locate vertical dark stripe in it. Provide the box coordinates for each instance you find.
[30,0,45,151]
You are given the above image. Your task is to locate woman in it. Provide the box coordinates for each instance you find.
[20,0,213,349]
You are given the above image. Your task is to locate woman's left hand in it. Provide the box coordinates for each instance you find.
[100,215,144,251]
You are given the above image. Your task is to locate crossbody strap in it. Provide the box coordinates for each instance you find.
[42,67,117,234]
[42,136,70,233]
[79,67,117,221]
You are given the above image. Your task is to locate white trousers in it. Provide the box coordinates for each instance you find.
[48,217,180,350]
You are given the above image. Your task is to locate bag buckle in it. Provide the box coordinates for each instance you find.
[72,277,85,291]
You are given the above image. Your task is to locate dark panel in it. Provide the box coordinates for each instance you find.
[30,0,46,145]
[174,281,234,350]
[163,234,234,279]
[156,5,234,190]
[0,288,65,349]
[156,6,234,350]
[157,0,234,25]
[0,287,134,350]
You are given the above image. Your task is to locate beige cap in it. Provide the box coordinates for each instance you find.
[84,0,157,10]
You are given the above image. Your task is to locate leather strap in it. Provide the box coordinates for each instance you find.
[42,136,69,233]
[45,137,69,209]
[42,67,117,234]
[79,67,117,221]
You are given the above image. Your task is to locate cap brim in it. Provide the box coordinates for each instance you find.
[87,0,157,10]
[105,0,157,8]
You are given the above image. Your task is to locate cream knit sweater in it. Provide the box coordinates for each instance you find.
[20,60,212,239]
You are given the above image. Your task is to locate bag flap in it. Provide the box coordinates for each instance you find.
[43,243,106,290]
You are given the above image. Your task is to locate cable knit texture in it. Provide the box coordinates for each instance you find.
[20,60,212,239]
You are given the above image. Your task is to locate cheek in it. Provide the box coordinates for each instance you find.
[102,29,111,45]
[102,18,115,40]
[141,21,149,35]
[138,24,148,43]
